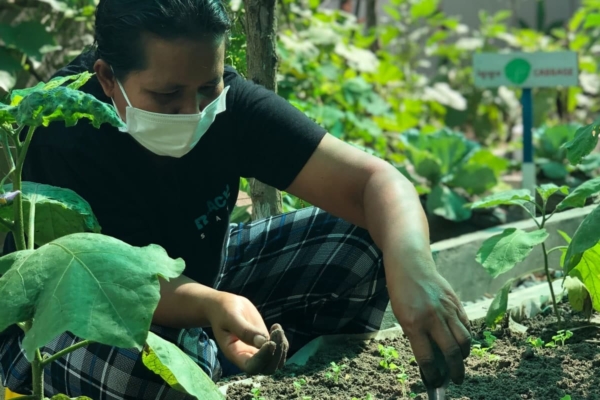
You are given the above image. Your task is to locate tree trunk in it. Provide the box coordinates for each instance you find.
[365,0,379,52]
[242,0,283,220]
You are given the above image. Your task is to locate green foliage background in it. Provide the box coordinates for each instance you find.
[1,0,599,222]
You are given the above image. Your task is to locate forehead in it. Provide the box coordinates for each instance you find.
[136,35,225,87]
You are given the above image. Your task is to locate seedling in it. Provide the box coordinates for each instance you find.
[483,331,497,347]
[293,378,310,398]
[378,344,399,370]
[251,387,266,400]
[527,336,545,348]
[396,365,417,398]
[325,361,346,383]
[546,330,573,347]
[471,343,500,361]
[561,395,572,400]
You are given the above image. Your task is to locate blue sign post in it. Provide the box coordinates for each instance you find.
[473,51,579,214]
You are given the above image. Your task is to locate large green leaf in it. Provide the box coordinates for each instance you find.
[563,206,600,274]
[400,128,479,180]
[563,121,599,166]
[534,124,581,160]
[465,149,510,177]
[486,279,513,328]
[449,164,497,195]
[1,86,124,129]
[537,183,569,203]
[540,161,569,180]
[476,228,549,278]
[426,184,471,222]
[10,72,94,106]
[143,332,225,400]
[0,22,56,61]
[556,177,600,210]
[568,242,600,312]
[0,182,101,246]
[470,189,534,209]
[0,233,184,360]
[406,147,442,184]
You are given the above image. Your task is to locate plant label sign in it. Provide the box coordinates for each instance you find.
[473,51,579,88]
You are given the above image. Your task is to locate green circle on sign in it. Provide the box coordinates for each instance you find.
[505,58,531,85]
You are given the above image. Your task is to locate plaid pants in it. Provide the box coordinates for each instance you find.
[0,207,388,399]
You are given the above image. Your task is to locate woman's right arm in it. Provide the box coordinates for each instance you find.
[153,274,222,329]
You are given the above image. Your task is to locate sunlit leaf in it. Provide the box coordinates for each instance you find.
[568,241,600,312]
[476,228,549,278]
[486,279,513,328]
[563,276,592,314]
[143,332,224,400]
[556,177,600,210]
[470,189,534,209]
[563,206,600,274]
[3,86,124,129]
[563,121,599,166]
[537,183,569,203]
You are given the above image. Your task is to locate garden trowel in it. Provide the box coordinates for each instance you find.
[418,342,450,400]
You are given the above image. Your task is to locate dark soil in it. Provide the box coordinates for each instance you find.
[222,304,600,400]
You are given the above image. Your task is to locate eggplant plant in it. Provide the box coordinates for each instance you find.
[0,73,224,400]
[470,121,600,328]
[399,128,509,222]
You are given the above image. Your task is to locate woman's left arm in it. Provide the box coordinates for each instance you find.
[286,133,472,387]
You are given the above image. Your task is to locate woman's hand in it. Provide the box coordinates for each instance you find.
[388,263,471,388]
[208,292,289,375]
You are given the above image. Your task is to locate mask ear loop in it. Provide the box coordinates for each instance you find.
[110,66,133,107]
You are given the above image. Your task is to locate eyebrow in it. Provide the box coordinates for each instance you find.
[159,76,223,92]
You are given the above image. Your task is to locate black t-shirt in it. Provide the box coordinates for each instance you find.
[16,50,327,287]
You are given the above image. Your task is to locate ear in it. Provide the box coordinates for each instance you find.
[93,59,116,99]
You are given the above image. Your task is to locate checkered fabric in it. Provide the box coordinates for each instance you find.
[0,206,388,399]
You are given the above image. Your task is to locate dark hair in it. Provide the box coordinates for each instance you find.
[94,0,231,79]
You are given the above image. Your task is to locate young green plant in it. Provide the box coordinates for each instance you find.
[378,343,399,370]
[469,119,600,328]
[0,74,225,400]
[325,361,346,383]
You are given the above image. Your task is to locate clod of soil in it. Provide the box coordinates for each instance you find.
[221,304,600,400]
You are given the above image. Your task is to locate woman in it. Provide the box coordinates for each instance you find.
[0,0,471,398]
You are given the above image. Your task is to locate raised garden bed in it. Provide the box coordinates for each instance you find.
[221,302,599,400]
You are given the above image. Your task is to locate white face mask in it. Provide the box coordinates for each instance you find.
[112,78,229,158]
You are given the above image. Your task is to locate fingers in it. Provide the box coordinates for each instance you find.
[448,312,472,359]
[406,332,443,388]
[244,341,276,375]
[262,324,289,374]
[243,324,289,376]
[430,319,466,385]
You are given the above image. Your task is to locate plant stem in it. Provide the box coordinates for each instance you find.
[41,340,92,367]
[27,199,35,250]
[519,204,541,228]
[11,396,36,400]
[31,349,44,400]
[12,168,26,251]
[12,126,36,251]
[546,245,568,255]
[541,242,562,324]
